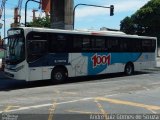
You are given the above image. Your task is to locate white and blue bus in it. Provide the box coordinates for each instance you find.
[4,27,157,82]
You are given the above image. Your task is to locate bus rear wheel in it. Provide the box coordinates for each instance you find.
[51,68,67,83]
[124,63,134,75]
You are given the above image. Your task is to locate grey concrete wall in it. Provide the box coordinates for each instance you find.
[51,0,73,30]
[64,0,74,30]
[51,0,65,29]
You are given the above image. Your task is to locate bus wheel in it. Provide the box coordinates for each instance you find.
[124,63,134,75]
[51,68,67,83]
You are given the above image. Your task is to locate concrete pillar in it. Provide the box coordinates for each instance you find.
[51,0,73,30]
[64,0,74,30]
[50,0,65,29]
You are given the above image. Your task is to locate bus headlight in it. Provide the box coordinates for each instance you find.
[14,65,24,72]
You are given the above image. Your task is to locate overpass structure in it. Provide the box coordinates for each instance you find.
[50,0,74,30]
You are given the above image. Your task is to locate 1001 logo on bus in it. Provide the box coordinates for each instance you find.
[91,54,111,68]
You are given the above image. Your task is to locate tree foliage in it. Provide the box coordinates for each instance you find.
[27,17,50,28]
[120,0,160,46]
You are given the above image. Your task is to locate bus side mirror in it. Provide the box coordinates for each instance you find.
[110,5,114,16]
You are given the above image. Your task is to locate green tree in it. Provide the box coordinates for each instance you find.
[120,17,134,34]
[28,17,50,28]
[120,0,160,46]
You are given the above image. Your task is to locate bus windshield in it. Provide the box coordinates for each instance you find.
[6,29,25,64]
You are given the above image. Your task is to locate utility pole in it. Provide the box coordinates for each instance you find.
[25,0,41,27]
[3,1,5,38]
[73,4,114,29]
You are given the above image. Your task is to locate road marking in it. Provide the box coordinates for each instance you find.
[94,99,108,120]
[0,97,93,113]
[48,100,57,120]
[143,87,150,91]
[151,82,160,85]
[67,110,97,114]
[56,98,92,105]
[63,92,77,95]
[0,104,52,114]
[96,97,160,111]
[3,105,20,112]
[147,108,157,114]
[104,94,118,97]
[1,96,159,114]
[54,90,60,94]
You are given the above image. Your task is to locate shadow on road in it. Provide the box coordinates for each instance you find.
[0,71,149,91]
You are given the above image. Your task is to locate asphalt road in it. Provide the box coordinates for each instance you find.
[0,67,160,120]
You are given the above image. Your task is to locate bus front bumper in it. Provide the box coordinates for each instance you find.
[4,69,26,80]
[4,71,14,78]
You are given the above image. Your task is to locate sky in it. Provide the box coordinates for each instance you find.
[0,0,150,38]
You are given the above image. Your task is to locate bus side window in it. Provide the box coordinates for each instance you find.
[142,39,152,52]
[49,34,68,52]
[151,40,156,52]
[73,36,82,52]
[133,39,142,52]
[119,38,127,52]
[29,41,47,54]
[121,38,135,52]
[107,37,119,52]
[49,34,57,52]
[27,32,48,62]
[94,38,105,51]
[82,36,91,51]
[57,34,67,52]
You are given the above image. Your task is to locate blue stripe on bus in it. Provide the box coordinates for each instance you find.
[29,53,69,67]
[82,53,142,75]
[29,52,141,76]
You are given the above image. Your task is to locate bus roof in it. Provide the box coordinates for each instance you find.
[16,27,157,40]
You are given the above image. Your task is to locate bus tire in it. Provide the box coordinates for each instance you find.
[51,67,67,83]
[124,63,134,75]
